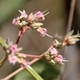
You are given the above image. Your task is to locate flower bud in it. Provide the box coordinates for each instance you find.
[31,23,43,29]
[53,39,63,49]
[34,11,45,21]
[37,27,47,37]
[63,30,80,46]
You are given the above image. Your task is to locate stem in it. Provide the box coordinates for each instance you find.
[60,0,76,80]
[16,31,24,44]
[45,33,53,38]
[26,54,42,58]
[16,26,29,44]
[66,0,76,34]
[25,65,43,80]
[0,54,8,67]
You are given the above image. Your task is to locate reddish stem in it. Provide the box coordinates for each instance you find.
[16,26,29,45]
[19,53,42,58]
[16,31,23,44]
[26,54,42,58]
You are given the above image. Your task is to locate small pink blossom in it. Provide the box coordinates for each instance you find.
[34,11,45,21]
[12,18,20,25]
[8,55,18,65]
[37,27,47,37]
[54,54,63,64]
[49,46,58,56]
[19,10,27,18]
[10,44,18,55]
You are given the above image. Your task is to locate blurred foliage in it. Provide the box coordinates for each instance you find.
[0,0,28,25]
[14,60,61,80]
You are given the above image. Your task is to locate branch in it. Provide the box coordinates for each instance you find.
[66,0,76,34]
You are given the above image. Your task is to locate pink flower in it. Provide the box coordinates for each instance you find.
[37,27,47,37]
[8,55,18,65]
[19,10,27,18]
[54,54,63,64]
[34,11,45,21]
[49,46,58,56]
[12,18,20,25]
[10,44,18,55]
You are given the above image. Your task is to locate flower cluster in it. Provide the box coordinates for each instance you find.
[63,30,80,46]
[2,39,28,66]
[42,45,65,65]
[0,10,80,68]
[12,10,80,66]
[12,10,49,37]
[42,30,80,65]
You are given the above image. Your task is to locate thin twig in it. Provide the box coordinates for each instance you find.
[16,26,29,44]
[0,54,8,67]
[45,33,53,38]
[16,31,24,44]
[66,0,76,34]
[60,0,76,80]
[26,54,42,58]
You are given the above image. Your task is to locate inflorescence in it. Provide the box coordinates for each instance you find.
[0,10,80,67]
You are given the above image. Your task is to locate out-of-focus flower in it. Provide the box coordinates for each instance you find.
[49,45,58,56]
[8,55,19,65]
[63,30,80,46]
[54,54,63,64]
[10,44,18,55]
[7,44,23,65]
[12,18,20,25]
[19,10,27,19]
[28,11,47,22]
[34,11,45,21]
[37,27,47,37]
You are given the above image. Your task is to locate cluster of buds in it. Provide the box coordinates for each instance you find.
[42,45,66,65]
[63,30,80,46]
[2,39,28,66]
[42,30,80,65]
[52,30,80,48]
[12,10,50,37]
